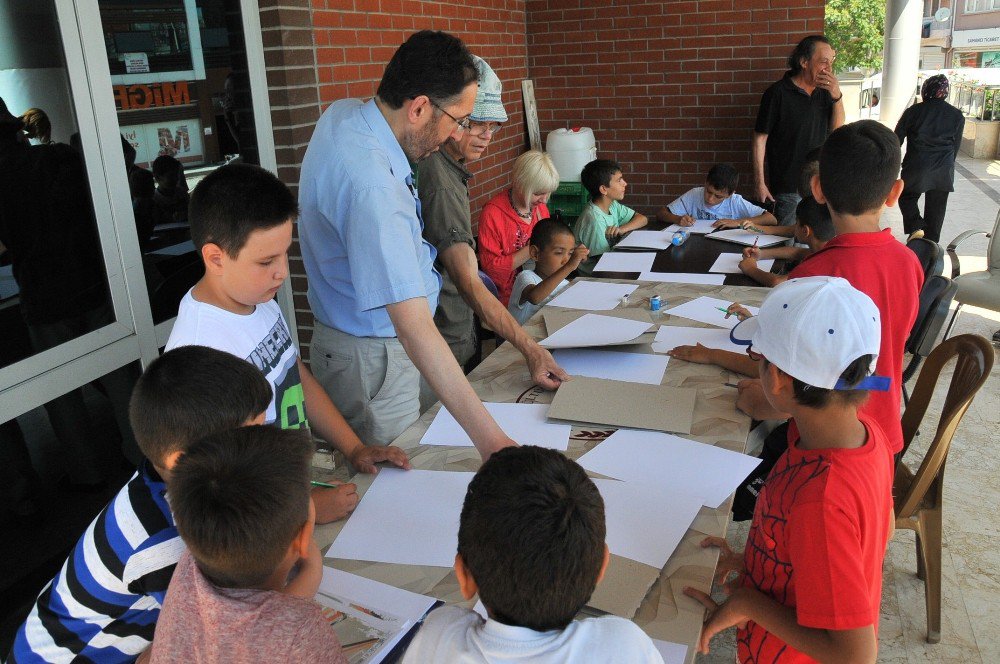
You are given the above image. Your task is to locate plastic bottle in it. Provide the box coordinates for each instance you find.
[671,230,689,246]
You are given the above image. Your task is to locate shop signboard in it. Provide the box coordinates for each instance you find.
[121,119,204,168]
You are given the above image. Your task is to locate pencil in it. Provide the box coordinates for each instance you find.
[311,480,340,489]
[751,235,759,249]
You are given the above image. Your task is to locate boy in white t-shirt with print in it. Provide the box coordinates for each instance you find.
[165,164,410,524]
[508,218,588,325]
[657,163,778,230]
[402,446,663,663]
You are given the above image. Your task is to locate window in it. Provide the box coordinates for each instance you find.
[965,0,1000,13]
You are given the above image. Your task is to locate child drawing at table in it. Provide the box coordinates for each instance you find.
[141,426,347,664]
[684,276,894,664]
[402,446,664,663]
[657,163,777,230]
[10,346,273,663]
[508,217,589,325]
[165,163,410,524]
[738,196,833,287]
[574,159,648,275]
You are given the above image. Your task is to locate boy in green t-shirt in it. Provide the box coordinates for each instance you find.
[574,159,648,275]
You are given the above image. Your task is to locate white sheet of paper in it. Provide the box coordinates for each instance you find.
[592,478,702,569]
[663,296,759,329]
[664,218,716,234]
[327,469,473,567]
[614,230,673,250]
[708,228,787,247]
[551,349,669,385]
[652,639,689,664]
[651,325,745,354]
[709,253,775,274]
[576,429,762,508]
[593,252,657,273]
[319,567,437,622]
[420,403,571,450]
[546,281,638,310]
[540,313,653,349]
[637,272,726,285]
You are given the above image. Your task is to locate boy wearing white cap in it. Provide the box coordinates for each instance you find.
[684,276,894,664]
[418,55,566,408]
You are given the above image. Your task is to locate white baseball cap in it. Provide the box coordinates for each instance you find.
[730,276,889,391]
[470,55,508,123]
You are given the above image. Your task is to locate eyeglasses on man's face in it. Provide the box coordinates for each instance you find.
[430,99,471,131]
[468,121,503,137]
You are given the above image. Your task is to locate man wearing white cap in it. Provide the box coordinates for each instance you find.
[418,55,566,408]
[685,276,893,664]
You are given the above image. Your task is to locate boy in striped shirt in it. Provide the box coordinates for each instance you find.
[9,346,272,663]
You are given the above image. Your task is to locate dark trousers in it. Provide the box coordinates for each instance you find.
[899,188,950,243]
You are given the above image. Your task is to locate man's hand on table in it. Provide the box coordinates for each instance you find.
[736,379,790,420]
[526,346,570,390]
[348,443,412,474]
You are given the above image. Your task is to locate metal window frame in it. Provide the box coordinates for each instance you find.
[0,0,289,421]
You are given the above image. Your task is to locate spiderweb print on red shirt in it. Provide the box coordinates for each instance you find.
[736,449,831,664]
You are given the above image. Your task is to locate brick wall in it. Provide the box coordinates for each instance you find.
[263,0,531,358]
[525,0,825,216]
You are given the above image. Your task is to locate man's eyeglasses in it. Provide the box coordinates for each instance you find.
[468,121,503,137]
[430,100,471,131]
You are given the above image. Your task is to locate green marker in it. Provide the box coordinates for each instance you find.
[716,306,730,314]
[311,480,340,489]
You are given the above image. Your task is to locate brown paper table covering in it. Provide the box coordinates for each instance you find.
[316,277,770,663]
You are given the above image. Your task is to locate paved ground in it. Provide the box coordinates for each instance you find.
[699,153,1000,663]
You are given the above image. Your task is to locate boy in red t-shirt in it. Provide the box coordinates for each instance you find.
[685,276,895,663]
[735,120,923,456]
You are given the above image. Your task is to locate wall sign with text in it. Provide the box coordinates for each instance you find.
[121,119,205,167]
[113,81,193,111]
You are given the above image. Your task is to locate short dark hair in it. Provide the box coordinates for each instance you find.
[151,154,180,178]
[764,354,874,409]
[529,217,575,251]
[188,163,298,257]
[581,159,622,201]
[129,346,272,464]
[794,196,834,241]
[706,163,739,194]
[787,35,831,75]
[458,446,606,632]
[376,31,477,110]
[819,121,901,215]
[797,146,823,198]
[170,426,313,589]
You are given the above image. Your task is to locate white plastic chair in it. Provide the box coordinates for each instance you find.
[942,209,1000,338]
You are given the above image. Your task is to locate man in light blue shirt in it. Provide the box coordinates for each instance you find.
[657,163,777,229]
[298,31,517,458]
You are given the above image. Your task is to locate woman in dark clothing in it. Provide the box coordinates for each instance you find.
[894,74,965,243]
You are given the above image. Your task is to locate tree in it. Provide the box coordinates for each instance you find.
[826,0,886,73]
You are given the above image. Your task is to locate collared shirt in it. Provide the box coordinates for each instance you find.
[667,187,765,221]
[755,72,833,194]
[298,98,441,338]
[417,148,476,362]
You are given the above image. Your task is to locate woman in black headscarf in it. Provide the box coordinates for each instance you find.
[894,74,965,243]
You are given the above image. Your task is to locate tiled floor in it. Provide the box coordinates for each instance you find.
[698,154,1000,663]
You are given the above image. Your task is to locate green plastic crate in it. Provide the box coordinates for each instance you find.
[547,181,589,223]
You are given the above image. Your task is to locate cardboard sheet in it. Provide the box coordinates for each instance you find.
[327,469,473,567]
[706,228,787,247]
[664,219,717,234]
[546,281,638,310]
[651,325,745,355]
[539,313,653,349]
[614,230,674,250]
[593,251,657,273]
[547,376,698,434]
[577,429,762,508]
[663,296,759,329]
[637,272,726,285]
[709,253,775,274]
[419,403,570,450]
[552,348,669,385]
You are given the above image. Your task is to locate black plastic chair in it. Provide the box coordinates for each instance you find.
[906,237,944,281]
[902,275,958,405]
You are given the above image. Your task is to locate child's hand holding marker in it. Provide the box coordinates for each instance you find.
[718,303,753,322]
